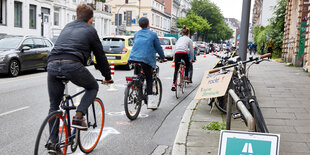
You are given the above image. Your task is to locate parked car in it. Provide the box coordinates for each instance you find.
[0,35,53,77]
[197,43,207,54]
[193,42,200,55]
[159,37,177,59]
[94,36,134,70]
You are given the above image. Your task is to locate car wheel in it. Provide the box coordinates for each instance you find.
[9,59,20,77]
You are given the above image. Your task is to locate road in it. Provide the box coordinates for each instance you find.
[0,54,217,155]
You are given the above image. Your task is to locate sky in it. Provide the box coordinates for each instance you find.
[210,0,254,22]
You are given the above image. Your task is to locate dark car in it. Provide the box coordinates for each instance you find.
[0,35,53,77]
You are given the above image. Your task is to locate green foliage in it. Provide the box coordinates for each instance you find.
[203,122,226,131]
[190,0,233,42]
[253,0,286,58]
[177,10,211,35]
[95,0,106,2]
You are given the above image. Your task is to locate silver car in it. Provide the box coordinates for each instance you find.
[159,37,177,59]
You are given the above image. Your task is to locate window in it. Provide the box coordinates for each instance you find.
[44,39,53,47]
[22,39,35,49]
[128,38,134,46]
[143,13,147,17]
[0,0,7,25]
[152,14,154,26]
[54,8,59,26]
[29,5,36,29]
[33,38,46,48]
[14,1,22,27]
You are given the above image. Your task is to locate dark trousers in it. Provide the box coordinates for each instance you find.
[173,53,190,83]
[134,62,153,95]
[188,63,193,81]
[47,61,98,115]
[267,47,273,59]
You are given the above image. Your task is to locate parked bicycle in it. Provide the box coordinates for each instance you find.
[208,51,238,113]
[124,62,163,120]
[34,77,109,154]
[209,53,271,133]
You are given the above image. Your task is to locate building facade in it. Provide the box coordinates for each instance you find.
[0,0,113,39]
[224,18,240,46]
[106,0,170,36]
[252,0,278,27]
[282,0,310,71]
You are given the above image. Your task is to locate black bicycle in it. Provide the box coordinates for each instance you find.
[34,77,108,154]
[209,53,271,133]
[124,63,163,120]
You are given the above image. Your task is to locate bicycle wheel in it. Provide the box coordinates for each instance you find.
[250,101,269,133]
[179,70,185,94]
[124,82,142,120]
[79,97,105,153]
[151,77,163,110]
[34,111,68,155]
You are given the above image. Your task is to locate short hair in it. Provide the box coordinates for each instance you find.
[182,25,190,36]
[139,17,149,28]
[76,4,93,22]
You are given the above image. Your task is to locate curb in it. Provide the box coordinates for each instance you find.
[171,99,199,155]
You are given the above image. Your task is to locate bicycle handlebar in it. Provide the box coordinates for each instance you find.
[208,53,271,74]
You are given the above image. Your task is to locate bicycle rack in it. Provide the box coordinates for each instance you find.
[227,89,255,132]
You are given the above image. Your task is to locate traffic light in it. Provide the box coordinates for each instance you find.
[125,0,128,4]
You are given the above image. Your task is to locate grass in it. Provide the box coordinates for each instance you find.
[202,122,226,131]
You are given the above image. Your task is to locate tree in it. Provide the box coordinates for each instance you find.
[190,0,233,42]
[177,10,211,37]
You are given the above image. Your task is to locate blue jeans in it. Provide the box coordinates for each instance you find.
[47,61,98,115]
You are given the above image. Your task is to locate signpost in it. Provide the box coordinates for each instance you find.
[219,130,280,155]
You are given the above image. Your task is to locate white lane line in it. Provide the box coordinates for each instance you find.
[0,106,30,117]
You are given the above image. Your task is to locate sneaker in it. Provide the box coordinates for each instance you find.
[171,84,176,91]
[72,116,88,130]
[47,143,62,155]
[147,95,158,109]
[184,77,190,82]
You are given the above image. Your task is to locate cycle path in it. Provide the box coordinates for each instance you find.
[172,59,310,155]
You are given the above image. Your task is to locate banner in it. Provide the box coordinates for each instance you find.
[194,68,233,100]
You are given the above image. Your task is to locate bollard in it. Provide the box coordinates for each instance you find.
[171,60,175,67]
[203,52,206,58]
[211,51,214,56]
[107,61,118,92]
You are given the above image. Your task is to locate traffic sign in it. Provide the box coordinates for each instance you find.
[218,130,280,155]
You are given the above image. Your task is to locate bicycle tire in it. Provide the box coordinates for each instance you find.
[124,81,142,120]
[180,70,185,94]
[175,72,179,99]
[34,111,68,155]
[250,101,269,133]
[79,97,105,153]
[151,77,163,110]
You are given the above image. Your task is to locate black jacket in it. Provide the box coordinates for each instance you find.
[48,20,111,80]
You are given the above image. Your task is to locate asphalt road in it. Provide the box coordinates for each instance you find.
[0,54,217,155]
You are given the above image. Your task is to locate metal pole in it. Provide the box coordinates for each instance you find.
[239,0,252,61]
[116,3,127,35]
[41,12,44,37]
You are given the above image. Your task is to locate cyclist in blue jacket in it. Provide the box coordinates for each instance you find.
[128,17,166,109]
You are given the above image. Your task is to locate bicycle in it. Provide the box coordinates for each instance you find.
[208,51,238,113]
[174,61,187,99]
[209,53,271,133]
[124,62,163,120]
[34,77,109,154]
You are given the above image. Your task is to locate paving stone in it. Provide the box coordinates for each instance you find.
[285,120,310,127]
[187,146,218,155]
[294,113,310,119]
[268,125,297,133]
[295,126,310,134]
[280,133,310,142]
[265,118,287,126]
[279,142,310,153]
[263,112,296,119]
[187,133,220,147]
[276,107,308,113]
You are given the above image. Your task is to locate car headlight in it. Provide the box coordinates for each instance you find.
[0,56,5,62]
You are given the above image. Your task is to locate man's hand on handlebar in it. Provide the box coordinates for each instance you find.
[102,79,114,84]
[159,58,167,63]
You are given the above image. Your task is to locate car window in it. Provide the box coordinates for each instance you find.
[44,39,53,47]
[0,37,23,49]
[33,38,46,48]
[159,38,170,45]
[102,38,125,47]
[22,39,35,49]
[171,39,176,45]
[128,38,134,46]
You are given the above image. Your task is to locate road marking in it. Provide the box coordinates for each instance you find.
[116,121,131,125]
[0,106,30,117]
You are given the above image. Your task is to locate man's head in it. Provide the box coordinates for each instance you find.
[139,17,149,28]
[76,4,93,24]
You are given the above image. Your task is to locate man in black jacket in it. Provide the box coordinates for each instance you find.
[47,4,112,131]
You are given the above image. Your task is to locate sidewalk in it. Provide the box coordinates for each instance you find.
[172,60,310,155]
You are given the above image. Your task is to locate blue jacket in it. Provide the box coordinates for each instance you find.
[129,28,165,68]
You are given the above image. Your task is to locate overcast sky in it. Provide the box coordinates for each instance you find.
[209,0,254,22]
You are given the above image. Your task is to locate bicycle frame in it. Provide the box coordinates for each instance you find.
[175,63,185,86]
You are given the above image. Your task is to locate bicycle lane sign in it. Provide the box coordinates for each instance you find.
[218,130,280,155]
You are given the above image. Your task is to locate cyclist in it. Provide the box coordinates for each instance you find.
[188,50,197,83]
[171,25,194,91]
[47,3,113,134]
[128,17,166,109]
